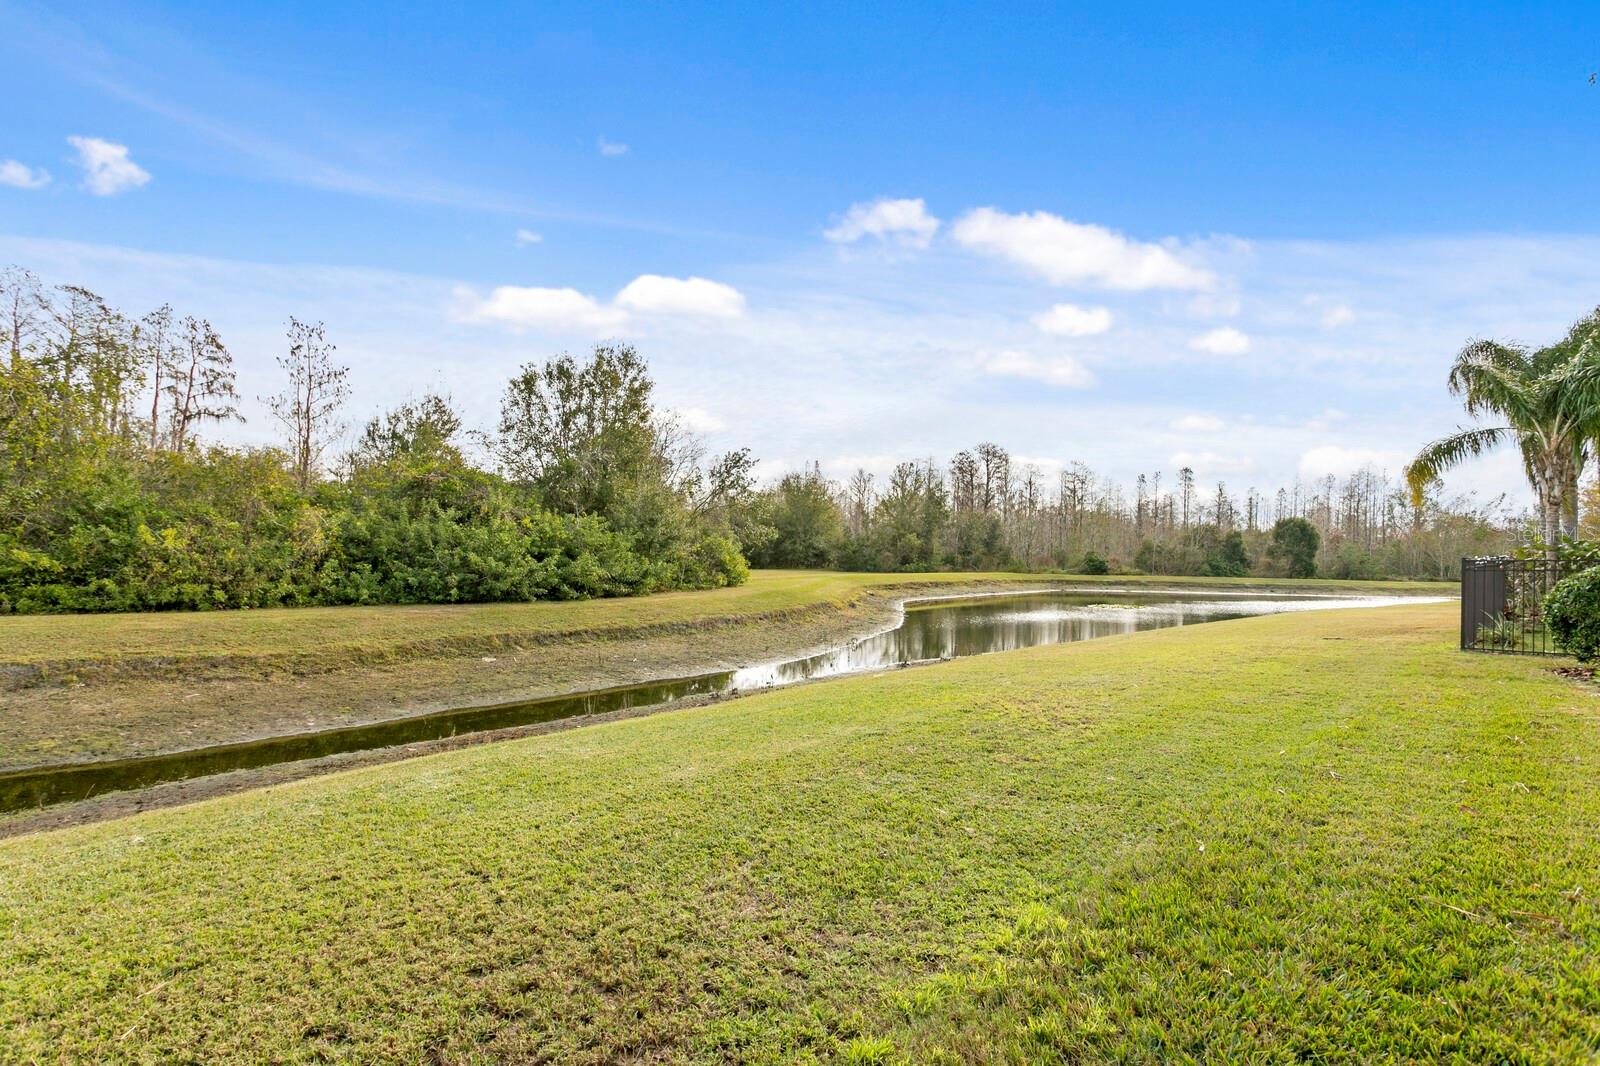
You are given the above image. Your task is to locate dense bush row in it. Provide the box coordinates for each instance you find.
[0,448,746,613]
[0,270,751,613]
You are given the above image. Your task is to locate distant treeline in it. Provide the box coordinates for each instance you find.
[747,450,1514,581]
[0,269,753,612]
[2,267,1513,613]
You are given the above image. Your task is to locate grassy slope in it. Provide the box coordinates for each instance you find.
[0,569,1447,771]
[0,569,1443,670]
[4,602,1590,1064]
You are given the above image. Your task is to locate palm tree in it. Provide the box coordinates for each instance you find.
[1405,309,1600,550]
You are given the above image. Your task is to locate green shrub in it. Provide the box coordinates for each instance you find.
[1080,551,1109,575]
[1544,567,1600,662]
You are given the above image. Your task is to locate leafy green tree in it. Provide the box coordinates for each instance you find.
[1406,309,1600,549]
[748,466,841,568]
[495,343,659,518]
[347,393,465,474]
[1269,517,1320,578]
[1202,530,1250,577]
[870,461,948,570]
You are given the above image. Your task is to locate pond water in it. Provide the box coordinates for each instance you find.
[0,588,1442,812]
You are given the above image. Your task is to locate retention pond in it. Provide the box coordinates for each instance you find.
[0,588,1442,813]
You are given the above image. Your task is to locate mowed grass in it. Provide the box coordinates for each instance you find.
[0,569,1443,671]
[3,602,1594,1063]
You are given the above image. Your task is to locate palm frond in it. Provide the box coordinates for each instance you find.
[1404,425,1510,506]
[1447,341,1535,421]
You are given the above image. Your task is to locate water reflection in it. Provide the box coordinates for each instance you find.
[728,591,1434,689]
[0,589,1443,812]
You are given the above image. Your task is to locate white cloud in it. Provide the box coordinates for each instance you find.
[457,284,625,332]
[1320,304,1354,328]
[1298,445,1406,479]
[977,349,1096,388]
[951,207,1214,290]
[1189,327,1251,355]
[615,275,745,317]
[66,136,151,195]
[15,226,1600,511]
[0,160,50,190]
[597,137,629,157]
[1171,450,1255,475]
[824,197,941,249]
[1171,414,1225,433]
[673,406,727,434]
[1032,302,1112,337]
[514,228,543,246]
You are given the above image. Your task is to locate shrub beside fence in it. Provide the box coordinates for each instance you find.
[1460,556,1564,655]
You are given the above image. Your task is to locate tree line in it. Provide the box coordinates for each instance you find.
[2,266,1519,613]
[748,449,1512,580]
[0,268,753,612]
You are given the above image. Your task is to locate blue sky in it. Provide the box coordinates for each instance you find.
[5,1,1600,505]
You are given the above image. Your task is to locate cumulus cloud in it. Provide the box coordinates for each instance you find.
[1189,327,1251,355]
[824,197,941,249]
[1298,445,1406,479]
[1320,304,1354,328]
[951,207,1213,290]
[67,136,150,195]
[597,137,629,157]
[457,285,625,332]
[1032,302,1112,337]
[615,274,745,317]
[1171,413,1224,433]
[459,274,744,332]
[514,228,543,245]
[0,160,50,189]
[977,349,1095,388]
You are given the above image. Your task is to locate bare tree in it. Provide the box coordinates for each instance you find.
[845,468,875,536]
[140,305,175,449]
[1,267,44,367]
[166,317,242,449]
[268,318,349,489]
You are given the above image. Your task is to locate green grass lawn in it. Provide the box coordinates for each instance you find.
[4,601,1590,1063]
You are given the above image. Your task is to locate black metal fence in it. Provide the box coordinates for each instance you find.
[1460,556,1565,655]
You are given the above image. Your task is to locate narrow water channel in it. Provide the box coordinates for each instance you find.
[0,589,1441,812]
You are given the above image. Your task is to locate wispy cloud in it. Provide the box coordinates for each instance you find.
[1321,304,1354,328]
[597,137,629,157]
[1189,327,1251,355]
[824,198,940,249]
[514,228,543,246]
[1298,445,1407,479]
[977,349,1096,388]
[4,7,739,239]
[1171,414,1224,432]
